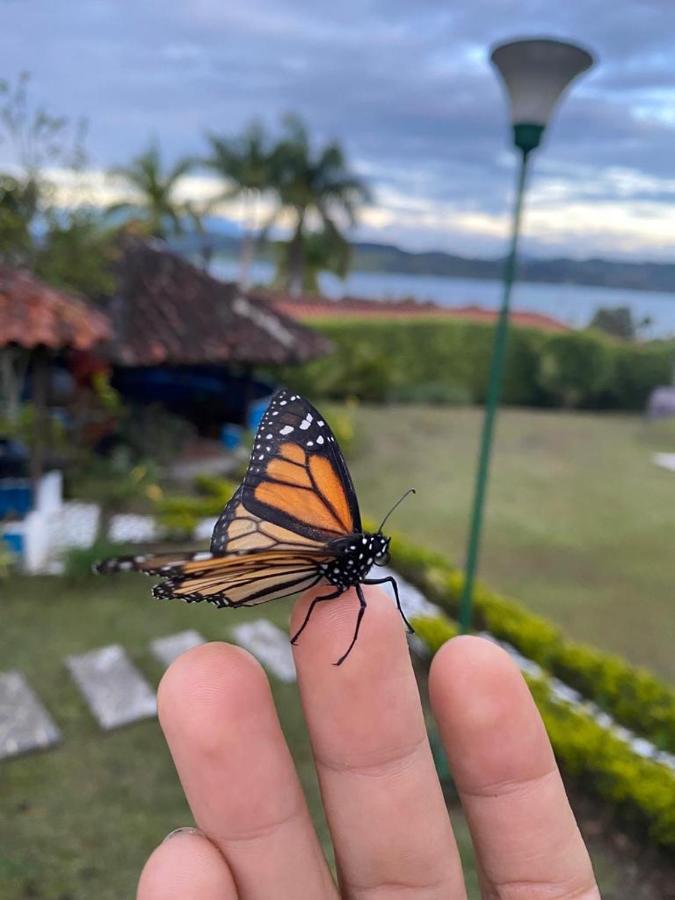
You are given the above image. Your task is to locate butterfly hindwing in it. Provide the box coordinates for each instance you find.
[151,549,327,607]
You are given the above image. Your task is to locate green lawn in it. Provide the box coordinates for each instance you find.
[347,405,675,682]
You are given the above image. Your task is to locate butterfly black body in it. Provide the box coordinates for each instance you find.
[96,389,413,664]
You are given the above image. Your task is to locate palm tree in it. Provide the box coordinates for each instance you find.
[203,122,273,286]
[108,143,195,240]
[268,115,371,296]
[275,226,350,295]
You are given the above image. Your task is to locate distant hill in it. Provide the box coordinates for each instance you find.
[171,229,675,294]
[351,241,675,293]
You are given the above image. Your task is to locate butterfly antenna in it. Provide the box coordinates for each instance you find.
[378,488,416,532]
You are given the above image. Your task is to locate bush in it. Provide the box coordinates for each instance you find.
[385,527,675,752]
[154,476,236,538]
[279,318,675,410]
[536,331,615,408]
[62,540,133,578]
[413,613,675,850]
[67,455,161,513]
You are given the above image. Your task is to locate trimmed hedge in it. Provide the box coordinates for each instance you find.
[413,613,675,851]
[280,318,675,410]
[383,527,675,752]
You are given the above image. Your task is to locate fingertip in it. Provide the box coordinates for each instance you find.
[157,641,271,756]
[137,830,237,899]
[429,635,553,788]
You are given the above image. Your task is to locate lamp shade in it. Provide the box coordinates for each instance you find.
[491,38,594,153]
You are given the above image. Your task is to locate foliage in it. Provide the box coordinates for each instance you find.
[0,173,39,263]
[413,613,675,850]
[266,114,370,295]
[321,398,358,457]
[67,454,160,514]
[0,74,114,296]
[61,539,133,578]
[108,142,197,239]
[0,72,86,174]
[589,305,651,342]
[115,404,196,468]
[385,529,675,751]
[0,541,16,578]
[535,331,614,408]
[155,476,236,538]
[275,226,351,294]
[280,318,675,410]
[0,402,68,454]
[32,208,118,296]
[203,121,275,279]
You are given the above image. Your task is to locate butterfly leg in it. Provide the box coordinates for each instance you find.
[290,588,343,646]
[335,582,368,666]
[363,576,415,634]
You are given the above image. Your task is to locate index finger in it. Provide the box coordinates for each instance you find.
[291,584,466,899]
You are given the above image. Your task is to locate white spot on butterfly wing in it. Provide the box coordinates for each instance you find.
[316,435,324,445]
[280,425,294,435]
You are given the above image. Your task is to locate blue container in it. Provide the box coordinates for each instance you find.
[0,480,33,519]
[2,531,23,557]
[247,395,274,434]
[220,424,244,450]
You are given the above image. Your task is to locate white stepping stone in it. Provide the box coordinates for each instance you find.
[150,630,206,667]
[108,514,160,543]
[194,517,218,540]
[378,565,439,618]
[653,452,675,473]
[231,620,296,683]
[0,671,61,760]
[66,645,157,730]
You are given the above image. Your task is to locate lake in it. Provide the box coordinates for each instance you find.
[211,258,675,339]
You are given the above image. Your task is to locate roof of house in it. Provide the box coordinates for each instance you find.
[102,239,331,367]
[0,266,111,351]
[261,292,572,333]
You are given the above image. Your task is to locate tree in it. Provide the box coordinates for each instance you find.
[33,209,117,297]
[275,226,350,294]
[588,306,653,342]
[203,121,274,284]
[267,115,370,296]
[0,72,87,268]
[108,143,196,240]
[0,173,39,264]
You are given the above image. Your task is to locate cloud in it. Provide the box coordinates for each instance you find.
[2,0,675,259]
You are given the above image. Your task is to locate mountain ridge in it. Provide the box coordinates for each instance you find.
[171,228,675,294]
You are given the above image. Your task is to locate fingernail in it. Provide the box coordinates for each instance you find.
[163,826,201,843]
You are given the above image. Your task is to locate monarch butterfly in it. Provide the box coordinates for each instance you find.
[96,389,414,664]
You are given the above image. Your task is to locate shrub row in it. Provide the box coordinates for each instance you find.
[412,613,675,851]
[384,528,675,752]
[154,475,236,538]
[280,318,675,410]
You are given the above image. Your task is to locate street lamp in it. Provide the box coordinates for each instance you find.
[458,38,595,633]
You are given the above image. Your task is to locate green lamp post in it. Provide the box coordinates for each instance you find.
[458,38,595,633]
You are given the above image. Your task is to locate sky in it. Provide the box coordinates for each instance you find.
[3,0,675,261]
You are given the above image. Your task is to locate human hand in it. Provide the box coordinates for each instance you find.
[138,585,600,899]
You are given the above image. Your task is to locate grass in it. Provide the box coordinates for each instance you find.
[346,405,675,681]
[2,405,673,897]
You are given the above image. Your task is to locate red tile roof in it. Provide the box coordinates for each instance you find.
[103,239,331,366]
[0,266,111,350]
[259,292,572,333]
